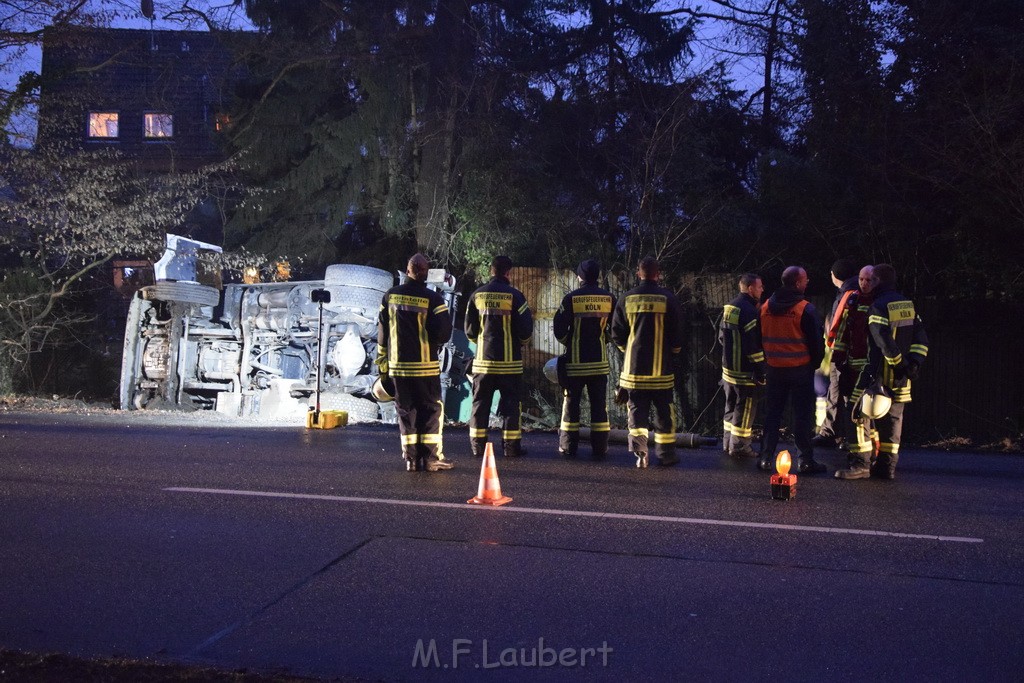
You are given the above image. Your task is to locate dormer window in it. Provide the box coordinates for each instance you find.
[88,112,119,138]
[144,112,174,139]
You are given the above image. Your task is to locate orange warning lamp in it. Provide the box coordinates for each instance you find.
[770,449,797,500]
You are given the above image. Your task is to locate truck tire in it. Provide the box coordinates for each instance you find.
[314,392,381,423]
[324,264,394,292]
[142,282,220,307]
[324,285,386,315]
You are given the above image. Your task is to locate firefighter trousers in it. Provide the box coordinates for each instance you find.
[722,382,757,454]
[559,374,610,458]
[817,362,858,442]
[394,376,445,463]
[470,373,524,457]
[849,401,905,476]
[626,388,676,461]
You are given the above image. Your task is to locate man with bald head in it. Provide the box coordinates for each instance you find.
[757,266,827,474]
[377,253,455,472]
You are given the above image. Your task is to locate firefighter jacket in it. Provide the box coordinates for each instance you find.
[377,279,454,378]
[719,292,766,387]
[860,284,929,403]
[825,276,860,366]
[827,290,874,370]
[553,283,615,377]
[610,279,685,390]
[464,276,534,375]
[760,287,824,370]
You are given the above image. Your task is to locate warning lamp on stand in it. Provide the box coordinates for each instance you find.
[770,450,797,501]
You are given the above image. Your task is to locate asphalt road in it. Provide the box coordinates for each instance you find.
[1,411,1022,682]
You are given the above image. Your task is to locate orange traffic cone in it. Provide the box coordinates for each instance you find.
[467,442,513,506]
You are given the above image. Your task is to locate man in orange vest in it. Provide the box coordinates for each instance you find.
[758,266,828,474]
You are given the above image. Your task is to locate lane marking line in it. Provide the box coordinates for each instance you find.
[164,487,984,544]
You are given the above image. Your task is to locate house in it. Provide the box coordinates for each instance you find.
[38,26,249,171]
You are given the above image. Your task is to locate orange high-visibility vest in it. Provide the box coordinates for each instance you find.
[760,300,810,367]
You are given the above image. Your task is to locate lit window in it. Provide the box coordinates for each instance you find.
[215,114,232,132]
[88,112,119,138]
[144,113,174,139]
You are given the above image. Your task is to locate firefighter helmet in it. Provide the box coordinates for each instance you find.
[371,375,396,403]
[860,384,892,420]
[543,357,559,384]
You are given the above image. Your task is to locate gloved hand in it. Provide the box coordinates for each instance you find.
[614,387,629,405]
[894,361,908,380]
[905,360,921,381]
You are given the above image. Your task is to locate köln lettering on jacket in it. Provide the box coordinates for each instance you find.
[887,301,916,326]
[624,295,666,314]
[476,292,513,315]
[572,295,613,317]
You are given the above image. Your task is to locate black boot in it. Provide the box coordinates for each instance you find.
[835,452,871,479]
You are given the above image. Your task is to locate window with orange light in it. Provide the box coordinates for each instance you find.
[88,112,119,138]
[215,113,232,132]
[144,113,174,139]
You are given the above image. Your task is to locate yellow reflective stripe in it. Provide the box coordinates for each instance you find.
[591,422,610,432]
[723,420,734,434]
[560,421,580,431]
[629,428,649,437]
[401,434,419,445]
[748,351,765,362]
[433,304,448,314]
[419,311,429,360]
[653,433,676,444]
[910,344,928,356]
[518,302,530,314]
[886,353,903,365]
[731,427,753,438]
[502,430,521,440]
[743,318,758,332]
[869,315,890,326]
[878,442,900,454]
[470,428,488,438]
[421,434,442,445]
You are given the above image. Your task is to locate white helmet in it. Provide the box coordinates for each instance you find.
[371,376,395,403]
[543,357,560,385]
[860,384,892,420]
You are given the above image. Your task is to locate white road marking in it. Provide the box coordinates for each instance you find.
[164,487,984,544]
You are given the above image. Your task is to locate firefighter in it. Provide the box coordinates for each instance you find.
[814,258,861,447]
[610,256,685,468]
[553,259,615,460]
[822,265,878,445]
[719,273,767,458]
[836,264,928,480]
[377,253,455,472]
[464,255,534,458]
[758,266,828,474]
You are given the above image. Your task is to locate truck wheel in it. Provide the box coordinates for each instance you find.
[324,264,394,292]
[313,393,381,422]
[143,282,220,307]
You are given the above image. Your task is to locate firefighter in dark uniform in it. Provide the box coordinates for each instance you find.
[464,255,534,458]
[553,259,615,460]
[610,256,685,469]
[758,266,828,474]
[377,253,455,472]
[822,265,878,447]
[836,263,928,480]
[720,273,766,458]
[814,258,861,448]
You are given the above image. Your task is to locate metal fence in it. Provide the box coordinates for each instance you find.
[508,268,1024,444]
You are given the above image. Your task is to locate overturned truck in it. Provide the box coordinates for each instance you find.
[119,236,467,422]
